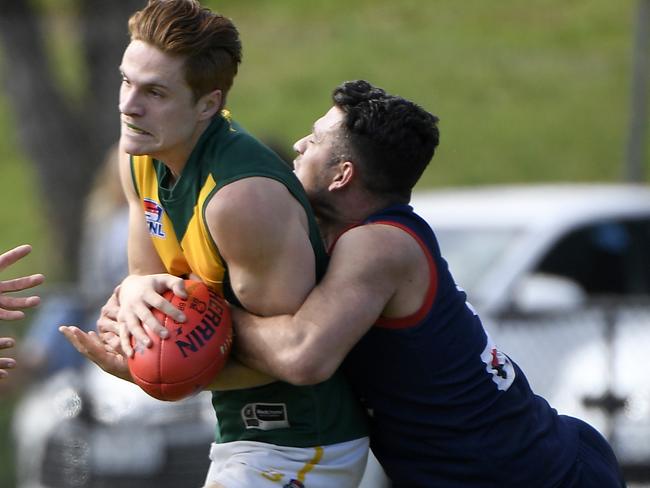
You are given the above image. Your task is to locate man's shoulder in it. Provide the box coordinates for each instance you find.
[334,222,429,289]
[213,121,277,161]
[205,130,294,184]
[337,222,419,260]
[207,177,298,222]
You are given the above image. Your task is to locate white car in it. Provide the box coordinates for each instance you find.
[412,183,650,482]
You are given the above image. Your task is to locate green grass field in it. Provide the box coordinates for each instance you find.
[0,0,646,485]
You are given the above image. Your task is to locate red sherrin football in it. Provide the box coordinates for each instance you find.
[127,279,232,401]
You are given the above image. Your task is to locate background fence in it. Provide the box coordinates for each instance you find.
[492,298,650,483]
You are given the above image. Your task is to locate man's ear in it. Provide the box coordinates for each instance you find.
[197,89,223,121]
[328,161,355,191]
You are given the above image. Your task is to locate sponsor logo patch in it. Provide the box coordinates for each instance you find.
[241,403,290,430]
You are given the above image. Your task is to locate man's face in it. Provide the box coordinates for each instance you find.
[118,40,203,163]
[293,106,345,203]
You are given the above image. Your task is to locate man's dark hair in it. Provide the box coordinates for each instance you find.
[332,80,440,202]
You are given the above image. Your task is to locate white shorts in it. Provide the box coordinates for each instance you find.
[203,437,369,488]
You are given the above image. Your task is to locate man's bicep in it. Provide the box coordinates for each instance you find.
[297,233,398,360]
[230,226,314,315]
[207,178,316,316]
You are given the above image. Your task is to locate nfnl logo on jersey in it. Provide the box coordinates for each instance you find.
[143,198,166,238]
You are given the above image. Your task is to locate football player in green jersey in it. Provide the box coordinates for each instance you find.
[60,2,368,487]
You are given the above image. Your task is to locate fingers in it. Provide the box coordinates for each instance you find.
[0,273,45,294]
[0,308,26,321]
[0,357,16,379]
[59,326,94,357]
[86,330,113,352]
[99,290,140,356]
[96,314,119,336]
[101,292,120,320]
[0,244,32,271]
[0,269,44,321]
[0,292,41,320]
[99,331,123,353]
[0,337,16,379]
[150,275,186,322]
[118,275,182,343]
[145,289,184,325]
[168,278,188,299]
[117,309,166,358]
[59,326,131,381]
[0,295,40,320]
[110,273,193,355]
[60,326,107,360]
[119,323,135,358]
[97,293,120,336]
[151,273,186,295]
[118,309,157,358]
[0,294,41,310]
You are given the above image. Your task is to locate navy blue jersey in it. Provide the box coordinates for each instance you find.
[343,204,579,487]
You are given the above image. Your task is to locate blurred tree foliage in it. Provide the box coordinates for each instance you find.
[0,0,141,281]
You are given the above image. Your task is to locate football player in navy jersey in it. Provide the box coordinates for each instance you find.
[0,244,44,379]
[232,80,626,487]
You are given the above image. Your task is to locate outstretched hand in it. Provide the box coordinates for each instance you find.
[0,244,45,321]
[59,326,132,382]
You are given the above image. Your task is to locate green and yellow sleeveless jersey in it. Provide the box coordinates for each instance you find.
[131,112,367,447]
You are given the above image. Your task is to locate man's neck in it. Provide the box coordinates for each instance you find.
[316,193,397,249]
[154,118,213,179]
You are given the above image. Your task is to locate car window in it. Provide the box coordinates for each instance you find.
[434,227,520,295]
[535,218,650,297]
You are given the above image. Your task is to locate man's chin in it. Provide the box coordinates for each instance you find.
[119,139,148,156]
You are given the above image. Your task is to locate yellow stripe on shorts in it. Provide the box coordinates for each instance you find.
[297,446,324,483]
